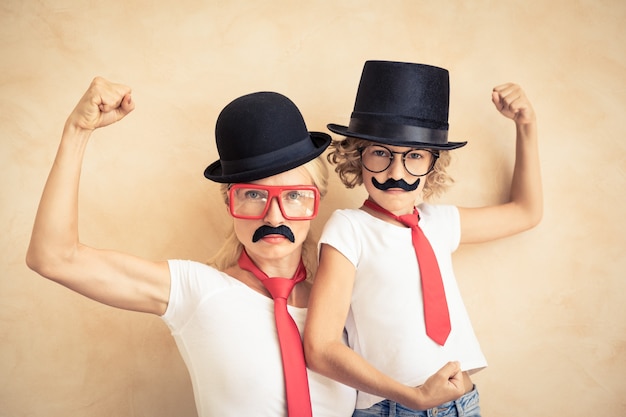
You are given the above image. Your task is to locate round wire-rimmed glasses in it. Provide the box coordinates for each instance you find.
[359,144,440,177]
[228,184,320,220]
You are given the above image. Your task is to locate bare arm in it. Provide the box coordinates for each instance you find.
[26,77,170,315]
[459,83,543,244]
[304,244,465,410]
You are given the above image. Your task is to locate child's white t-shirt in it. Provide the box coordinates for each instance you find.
[319,204,487,410]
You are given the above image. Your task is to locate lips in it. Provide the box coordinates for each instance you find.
[252,225,295,243]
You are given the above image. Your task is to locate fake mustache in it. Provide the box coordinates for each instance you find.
[372,177,420,192]
[252,225,295,243]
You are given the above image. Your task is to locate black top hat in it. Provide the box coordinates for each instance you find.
[204,92,331,183]
[328,60,467,150]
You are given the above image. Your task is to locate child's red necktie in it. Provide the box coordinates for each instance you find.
[364,199,451,345]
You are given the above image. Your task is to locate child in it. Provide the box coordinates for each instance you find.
[304,61,542,416]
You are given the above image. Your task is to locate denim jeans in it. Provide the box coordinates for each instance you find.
[352,386,480,417]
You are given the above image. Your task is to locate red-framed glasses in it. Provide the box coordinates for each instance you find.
[228,184,320,220]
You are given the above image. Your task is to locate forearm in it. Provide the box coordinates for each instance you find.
[509,121,543,228]
[306,340,437,410]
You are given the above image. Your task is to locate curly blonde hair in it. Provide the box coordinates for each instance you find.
[207,156,329,280]
[326,138,453,201]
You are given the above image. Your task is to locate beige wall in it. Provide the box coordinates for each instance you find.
[2,0,625,416]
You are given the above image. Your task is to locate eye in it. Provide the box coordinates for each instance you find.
[406,150,425,160]
[285,191,301,201]
[243,189,266,200]
[369,147,391,158]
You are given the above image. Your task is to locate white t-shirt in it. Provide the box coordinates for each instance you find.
[319,204,487,409]
[162,259,356,417]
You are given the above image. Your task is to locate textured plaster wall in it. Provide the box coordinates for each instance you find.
[1,1,625,416]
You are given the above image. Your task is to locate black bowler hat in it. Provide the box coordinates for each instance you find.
[204,92,331,183]
[327,60,467,150]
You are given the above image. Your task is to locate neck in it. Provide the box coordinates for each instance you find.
[235,248,310,307]
[245,249,304,279]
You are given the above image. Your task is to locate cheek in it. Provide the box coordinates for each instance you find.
[292,221,311,243]
[232,219,255,243]
[361,170,377,188]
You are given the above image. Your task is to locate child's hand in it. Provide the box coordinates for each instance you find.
[65,77,135,132]
[412,361,465,410]
[492,83,535,125]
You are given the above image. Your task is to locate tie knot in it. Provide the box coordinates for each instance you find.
[398,213,419,228]
[263,278,297,300]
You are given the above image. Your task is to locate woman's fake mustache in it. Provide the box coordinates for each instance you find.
[252,225,296,243]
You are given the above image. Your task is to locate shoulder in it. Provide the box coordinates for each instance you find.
[168,259,240,292]
[323,208,359,232]
[417,203,461,250]
[417,202,458,218]
[322,208,377,238]
[327,207,363,220]
[168,259,214,278]
[417,203,460,227]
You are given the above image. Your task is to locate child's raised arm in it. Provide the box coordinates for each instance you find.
[459,83,543,243]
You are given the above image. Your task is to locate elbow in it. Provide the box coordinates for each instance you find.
[530,210,543,229]
[25,242,70,281]
[526,203,543,230]
[303,334,326,373]
[520,206,542,232]
[303,332,342,376]
[25,243,43,274]
[25,245,53,278]
[512,199,543,233]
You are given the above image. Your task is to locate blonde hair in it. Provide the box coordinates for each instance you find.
[327,137,453,201]
[207,156,329,280]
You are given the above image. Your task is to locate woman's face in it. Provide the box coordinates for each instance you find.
[232,167,315,267]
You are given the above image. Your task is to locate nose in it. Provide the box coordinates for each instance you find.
[387,154,406,179]
[263,197,285,226]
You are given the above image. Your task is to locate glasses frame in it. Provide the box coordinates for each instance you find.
[228,184,320,220]
[358,144,440,177]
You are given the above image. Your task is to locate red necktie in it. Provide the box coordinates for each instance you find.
[238,249,313,417]
[363,199,451,346]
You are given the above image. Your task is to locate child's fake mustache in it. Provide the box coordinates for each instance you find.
[372,177,420,191]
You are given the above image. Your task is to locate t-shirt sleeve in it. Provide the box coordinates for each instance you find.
[162,259,192,329]
[318,210,361,268]
[162,259,222,331]
[440,204,461,252]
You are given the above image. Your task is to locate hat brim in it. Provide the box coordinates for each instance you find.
[327,123,467,150]
[204,132,331,183]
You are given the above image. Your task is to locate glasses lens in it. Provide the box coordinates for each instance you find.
[279,189,317,218]
[361,146,392,173]
[231,187,269,218]
[403,149,436,176]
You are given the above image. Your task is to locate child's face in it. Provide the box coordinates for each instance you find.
[361,143,435,215]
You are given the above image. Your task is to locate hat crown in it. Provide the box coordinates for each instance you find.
[215,92,308,162]
[353,61,449,130]
[204,92,331,183]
